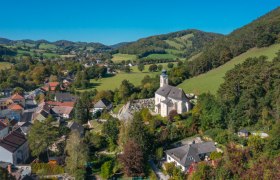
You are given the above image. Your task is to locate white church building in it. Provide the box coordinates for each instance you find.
[155,70,191,117]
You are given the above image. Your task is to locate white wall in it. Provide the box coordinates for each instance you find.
[0,127,8,138]
[0,147,13,164]
[166,154,185,171]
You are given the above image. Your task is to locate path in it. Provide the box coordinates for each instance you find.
[149,160,169,180]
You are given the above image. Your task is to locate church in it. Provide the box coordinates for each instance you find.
[155,70,191,117]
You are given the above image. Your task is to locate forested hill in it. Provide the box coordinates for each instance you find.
[188,6,280,76]
[115,30,223,59]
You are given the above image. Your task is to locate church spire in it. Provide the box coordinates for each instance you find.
[160,69,168,87]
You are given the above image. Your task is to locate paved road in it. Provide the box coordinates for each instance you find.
[149,160,169,180]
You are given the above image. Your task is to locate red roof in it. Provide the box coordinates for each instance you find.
[8,103,24,111]
[49,82,59,87]
[11,93,24,100]
[46,101,75,107]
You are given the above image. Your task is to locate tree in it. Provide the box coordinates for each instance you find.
[28,117,59,159]
[12,87,24,95]
[49,75,58,82]
[119,140,145,177]
[127,112,153,156]
[124,66,131,73]
[138,63,145,72]
[167,62,174,68]
[65,131,89,179]
[102,118,120,151]
[148,64,158,72]
[74,99,87,124]
[100,160,114,179]
[157,64,163,71]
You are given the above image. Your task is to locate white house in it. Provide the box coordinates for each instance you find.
[165,142,216,172]
[155,70,191,117]
[91,98,113,115]
[0,131,29,165]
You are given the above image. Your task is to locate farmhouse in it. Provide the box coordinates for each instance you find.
[165,142,216,172]
[155,70,191,117]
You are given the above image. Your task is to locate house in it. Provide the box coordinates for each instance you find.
[33,102,52,122]
[0,121,8,138]
[155,70,191,117]
[0,88,12,97]
[54,92,77,102]
[67,121,84,136]
[0,131,29,165]
[42,82,60,92]
[0,109,22,122]
[91,98,112,115]
[14,122,32,136]
[238,129,249,137]
[165,142,216,172]
[10,93,25,108]
[52,106,73,119]
[0,97,12,110]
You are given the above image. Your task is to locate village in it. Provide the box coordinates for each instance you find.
[0,69,271,180]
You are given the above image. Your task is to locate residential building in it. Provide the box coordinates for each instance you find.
[54,92,77,102]
[155,70,191,117]
[10,93,25,108]
[91,98,112,115]
[0,131,29,165]
[165,142,216,172]
[238,129,249,137]
[67,121,84,136]
[0,121,8,138]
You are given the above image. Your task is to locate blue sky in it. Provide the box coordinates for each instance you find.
[0,0,279,45]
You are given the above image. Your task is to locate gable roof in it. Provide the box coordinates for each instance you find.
[52,106,73,116]
[0,131,27,153]
[166,142,216,167]
[47,101,75,107]
[67,121,84,134]
[11,93,24,100]
[156,85,188,101]
[94,98,112,109]
[55,92,77,102]
[8,104,24,111]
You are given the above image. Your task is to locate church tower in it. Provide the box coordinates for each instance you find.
[160,69,168,87]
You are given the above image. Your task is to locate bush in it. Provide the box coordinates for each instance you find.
[31,163,64,175]
[100,160,114,179]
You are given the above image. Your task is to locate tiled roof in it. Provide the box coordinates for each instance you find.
[52,106,73,115]
[11,93,24,100]
[8,104,24,111]
[94,98,112,109]
[49,82,59,87]
[55,92,77,102]
[47,101,75,107]
[156,85,188,101]
[0,131,27,153]
[166,142,216,167]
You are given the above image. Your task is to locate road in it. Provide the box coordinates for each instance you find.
[149,160,169,180]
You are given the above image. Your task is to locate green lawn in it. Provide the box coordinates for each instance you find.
[86,63,174,91]
[0,62,12,70]
[39,43,57,50]
[112,53,137,62]
[145,53,178,60]
[164,39,184,49]
[178,44,280,95]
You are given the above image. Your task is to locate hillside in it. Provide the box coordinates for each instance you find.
[178,43,280,94]
[114,30,223,62]
[188,7,280,76]
[0,37,111,59]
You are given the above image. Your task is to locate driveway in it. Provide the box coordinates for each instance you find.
[149,160,169,180]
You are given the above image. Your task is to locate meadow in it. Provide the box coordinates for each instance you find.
[87,63,174,91]
[112,53,137,62]
[178,44,280,94]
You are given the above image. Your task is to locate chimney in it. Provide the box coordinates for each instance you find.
[7,164,12,174]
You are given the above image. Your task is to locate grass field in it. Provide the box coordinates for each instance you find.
[145,53,178,60]
[112,53,137,62]
[165,39,184,49]
[85,63,175,91]
[0,62,13,70]
[178,44,280,95]
[39,43,57,50]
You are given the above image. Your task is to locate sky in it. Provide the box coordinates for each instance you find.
[0,0,279,45]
